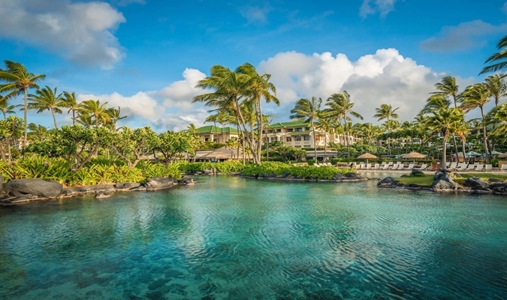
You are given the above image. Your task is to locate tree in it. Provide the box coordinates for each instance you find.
[78,100,110,128]
[326,91,363,159]
[480,35,507,74]
[0,60,46,145]
[484,74,507,107]
[373,104,399,154]
[424,108,465,168]
[290,97,322,160]
[0,94,16,120]
[27,86,63,129]
[106,106,127,131]
[0,116,23,161]
[155,131,196,165]
[237,63,279,163]
[61,91,78,125]
[110,127,157,168]
[461,83,492,163]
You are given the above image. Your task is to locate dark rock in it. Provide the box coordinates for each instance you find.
[400,174,409,178]
[332,173,344,180]
[463,178,490,191]
[203,168,216,175]
[61,185,115,196]
[490,183,507,195]
[411,168,424,176]
[377,177,400,187]
[114,183,141,190]
[345,172,359,178]
[281,171,290,178]
[144,177,177,191]
[488,178,504,184]
[178,177,195,186]
[434,169,453,181]
[4,179,62,198]
[432,178,460,192]
[94,192,111,199]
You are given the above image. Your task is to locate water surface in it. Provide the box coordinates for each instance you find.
[1,176,506,299]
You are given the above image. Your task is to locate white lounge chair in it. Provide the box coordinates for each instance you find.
[485,164,493,172]
[475,164,484,172]
[446,162,451,168]
[359,163,365,170]
[373,163,380,170]
[419,163,428,170]
[455,163,468,172]
[448,162,457,171]
[405,163,414,170]
[466,164,476,171]
[365,163,372,170]
[381,164,390,170]
[501,164,507,172]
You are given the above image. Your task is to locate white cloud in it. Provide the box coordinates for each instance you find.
[77,91,162,121]
[0,0,125,69]
[420,20,507,52]
[258,48,447,124]
[360,0,398,18]
[240,6,271,24]
[155,68,207,111]
[116,0,146,6]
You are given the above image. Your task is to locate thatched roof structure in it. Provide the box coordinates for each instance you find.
[194,147,250,161]
[357,153,378,159]
[498,152,507,158]
[402,151,426,159]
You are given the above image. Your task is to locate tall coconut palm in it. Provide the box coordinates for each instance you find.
[326,91,363,158]
[61,91,78,125]
[315,113,332,161]
[27,86,63,129]
[106,106,127,131]
[290,97,322,160]
[480,35,507,74]
[484,74,507,107]
[373,104,399,154]
[187,123,198,136]
[424,108,465,168]
[488,102,507,135]
[461,83,492,163]
[0,95,16,120]
[0,60,45,145]
[78,100,110,128]
[236,63,279,163]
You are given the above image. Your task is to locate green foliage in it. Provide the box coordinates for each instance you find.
[136,161,182,180]
[241,162,354,179]
[179,160,245,173]
[0,155,71,184]
[396,174,434,186]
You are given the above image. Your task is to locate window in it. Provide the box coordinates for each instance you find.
[296,128,303,132]
[286,137,292,142]
[287,128,293,132]
[277,129,281,132]
[304,135,311,141]
[295,136,302,141]
[304,145,311,148]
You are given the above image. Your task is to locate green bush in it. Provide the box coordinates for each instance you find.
[136,161,182,180]
[241,162,354,180]
[179,161,245,173]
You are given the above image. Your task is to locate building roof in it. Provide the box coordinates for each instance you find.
[267,120,309,129]
[196,125,238,134]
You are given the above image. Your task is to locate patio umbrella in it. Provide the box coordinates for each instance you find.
[402,151,426,163]
[466,151,482,157]
[499,152,507,158]
[357,152,378,164]
[491,150,503,155]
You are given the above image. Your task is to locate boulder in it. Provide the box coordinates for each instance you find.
[434,169,454,181]
[377,177,400,188]
[114,183,141,190]
[463,178,490,191]
[490,183,507,195]
[411,168,425,176]
[94,192,111,199]
[144,177,177,191]
[332,173,344,180]
[281,171,290,178]
[345,172,359,178]
[432,178,460,192]
[179,177,195,186]
[488,178,504,184]
[4,179,62,198]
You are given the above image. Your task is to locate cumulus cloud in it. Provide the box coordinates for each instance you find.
[360,0,398,18]
[155,68,207,111]
[77,91,162,121]
[420,20,507,52]
[115,0,146,6]
[258,48,445,123]
[0,0,125,69]
[240,6,271,24]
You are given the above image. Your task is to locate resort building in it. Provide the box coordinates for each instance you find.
[264,120,359,149]
[196,125,239,143]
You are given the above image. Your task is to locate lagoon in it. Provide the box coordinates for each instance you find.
[1,176,506,299]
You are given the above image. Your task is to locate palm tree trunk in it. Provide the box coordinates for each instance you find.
[442,133,448,169]
[480,107,491,163]
[23,88,28,147]
[451,135,459,162]
[461,140,467,164]
[256,95,263,164]
[2,111,6,120]
[72,109,76,125]
[51,108,58,129]
[311,122,317,161]
[345,124,350,159]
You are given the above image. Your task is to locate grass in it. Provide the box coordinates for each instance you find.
[396,174,434,186]
[458,173,507,180]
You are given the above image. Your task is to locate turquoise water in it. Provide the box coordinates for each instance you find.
[1,176,507,299]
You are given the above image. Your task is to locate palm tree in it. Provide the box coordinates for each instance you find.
[315,113,331,161]
[480,35,507,74]
[78,100,110,128]
[27,86,63,129]
[236,63,279,163]
[290,97,322,160]
[461,83,492,163]
[0,60,45,145]
[326,91,363,158]
[488,102,507,136]
[373,104,399,154]
[484,74,507,107]
[106,106,127,131]
[0,95,15,120]
[187,123,198,136]
[425,108,465,168]
[61,91,78,125]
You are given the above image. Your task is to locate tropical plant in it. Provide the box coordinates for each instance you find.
[61,91,78,125]
[373,104,399,154]
[480,35,507,74]
[0,95,16,120]
[290,97,322,160]
[0,60,46,145]
[27,86,63,129]
[484,74,507,107]
[78,99,110,128]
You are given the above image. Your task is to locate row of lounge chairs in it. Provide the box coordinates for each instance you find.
[353,161,507,172]
[354,162,427,171]
[445,162,507,172]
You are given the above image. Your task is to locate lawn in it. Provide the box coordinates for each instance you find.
[458,173,507,180]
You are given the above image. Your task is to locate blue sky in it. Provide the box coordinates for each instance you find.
[0,0,506,130]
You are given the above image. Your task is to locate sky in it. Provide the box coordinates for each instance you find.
[0,0,506,131]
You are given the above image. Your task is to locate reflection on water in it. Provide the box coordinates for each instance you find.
[1,177,507,299]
